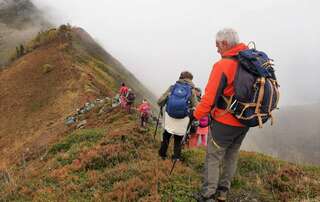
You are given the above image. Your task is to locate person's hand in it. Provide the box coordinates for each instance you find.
[192,120,200,127]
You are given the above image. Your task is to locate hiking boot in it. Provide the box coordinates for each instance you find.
[193,192,215,202]
[216,186,228,201]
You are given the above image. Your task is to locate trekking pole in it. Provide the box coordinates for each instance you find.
[169,120,193,176]
[153,107,162,140]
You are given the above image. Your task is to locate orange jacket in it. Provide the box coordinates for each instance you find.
[194,43,248,127]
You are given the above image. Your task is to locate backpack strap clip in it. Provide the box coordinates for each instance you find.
[214,95,237,118]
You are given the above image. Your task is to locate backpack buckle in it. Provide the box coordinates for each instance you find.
[229,99,238,113]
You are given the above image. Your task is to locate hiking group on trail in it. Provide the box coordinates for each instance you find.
[154,28,279,201]
[117,82,152,128]
[119,82,136,113]
[81,28,279,202]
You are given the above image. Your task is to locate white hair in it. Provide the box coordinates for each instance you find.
[216,28,240,47]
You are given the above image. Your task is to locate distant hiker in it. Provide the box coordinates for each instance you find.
[196,115,210,147]
[188,117,210,148]
[192,28,251,202]
[138,99,151,127]
[195,88,210,147]
[119,82,128,108]
[188,87,210,148]
[157,71,198,161]
[119,82,129,96]
[125,89,136,113]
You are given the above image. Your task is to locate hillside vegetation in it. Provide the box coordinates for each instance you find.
[0,25,155,168]
[0,99,319,202]
[0,25,319,202]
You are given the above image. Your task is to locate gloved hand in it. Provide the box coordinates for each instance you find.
[192,120,200,127]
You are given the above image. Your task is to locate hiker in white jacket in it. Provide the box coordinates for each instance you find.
[157,71,198,161]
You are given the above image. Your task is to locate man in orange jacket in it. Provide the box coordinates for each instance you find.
[192,28,250,202]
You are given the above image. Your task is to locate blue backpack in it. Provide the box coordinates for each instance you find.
[166,82,192,119]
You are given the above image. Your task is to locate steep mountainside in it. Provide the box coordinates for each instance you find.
[0,0,49,66]
[0,25,319,201]
[0,25,156,167]
[243,103,320,165]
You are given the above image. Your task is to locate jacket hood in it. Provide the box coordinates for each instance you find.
[222,43,248,57]
[177,78,195,88]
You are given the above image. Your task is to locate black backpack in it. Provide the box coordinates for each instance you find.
[126,92,136,104]
[218,45,280,128]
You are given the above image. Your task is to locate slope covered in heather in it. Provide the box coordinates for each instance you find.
[0,98,319,202]
[0,11,319,201]
[0,25,156,168]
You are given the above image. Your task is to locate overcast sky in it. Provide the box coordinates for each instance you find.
[32,0,320,106]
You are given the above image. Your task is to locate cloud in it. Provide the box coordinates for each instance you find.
[31,0,320,106]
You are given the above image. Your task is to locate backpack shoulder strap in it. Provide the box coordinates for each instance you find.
[222,56,238,60]
[169,83,177,94]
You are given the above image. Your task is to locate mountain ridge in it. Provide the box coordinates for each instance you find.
[0,0,49,66]
[0,25,156,167]
[1,1,319,201]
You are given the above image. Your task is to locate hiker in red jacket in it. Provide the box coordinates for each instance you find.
[138,99,151,127]
[192,28,250,202]
[119,82,128,96]
[119,82,128,108]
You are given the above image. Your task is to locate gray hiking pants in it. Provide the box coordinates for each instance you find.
[201,120,249,198]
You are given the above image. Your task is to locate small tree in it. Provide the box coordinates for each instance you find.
[19,44,25,56]
[16,46,20,58]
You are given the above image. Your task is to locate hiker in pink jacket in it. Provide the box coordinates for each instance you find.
[197,116,210,146]
[188,87,210,148]
[188,115,210,148]
[138,99,151,127]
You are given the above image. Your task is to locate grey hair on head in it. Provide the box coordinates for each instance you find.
[216,28,240,47]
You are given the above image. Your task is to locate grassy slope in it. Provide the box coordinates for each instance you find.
[0,103,319,202]
[0,25,154,167]
[0,26,319,202]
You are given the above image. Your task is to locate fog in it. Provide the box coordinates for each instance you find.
[31,0,320,106]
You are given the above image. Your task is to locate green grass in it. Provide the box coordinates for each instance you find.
[1,25,320,201]
[181,149,206,172]
[99,167,141,192]
[160,174,200,202]
[49,129,105,155]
